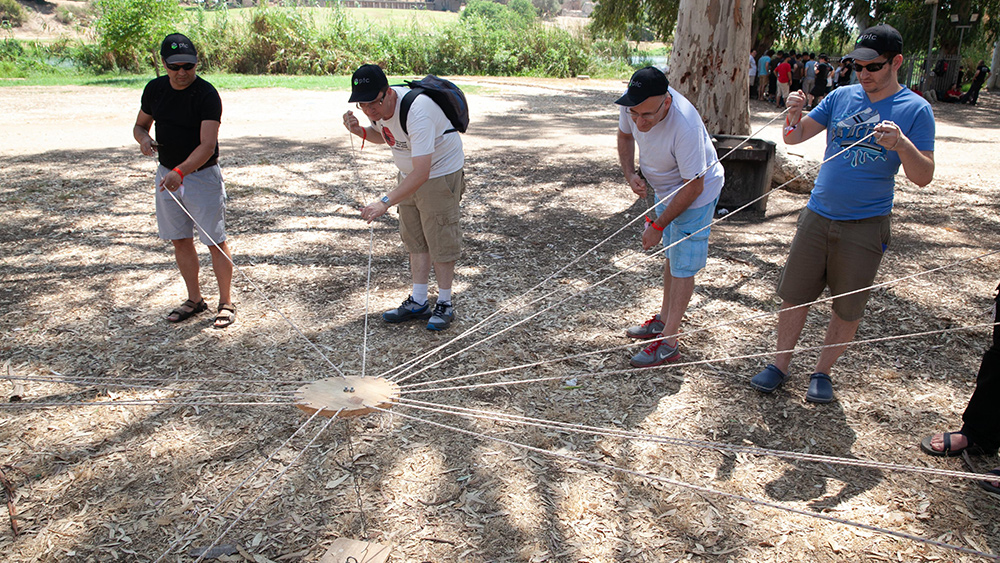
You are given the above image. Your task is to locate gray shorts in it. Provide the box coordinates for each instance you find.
[155,164,227,246]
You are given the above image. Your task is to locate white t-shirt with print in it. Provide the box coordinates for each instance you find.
[372,86,464,179]
[618,86,725,209]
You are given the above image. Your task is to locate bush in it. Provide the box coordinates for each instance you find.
[0,0,27,27]
[56,3,93,25]
[92,0,182,71]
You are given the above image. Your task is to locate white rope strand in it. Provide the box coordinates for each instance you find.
[398,249,1000,390]
[4,375,296,399]
[375,406,999,561]
[153,407,332,563]
[398,321,998,395]
[161,187,346,379]
[378,111,791,382]
[390,131,880,385]
[190,412,340,563]
[393,397,992,482]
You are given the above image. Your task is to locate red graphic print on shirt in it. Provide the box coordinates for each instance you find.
[382,126,396,147]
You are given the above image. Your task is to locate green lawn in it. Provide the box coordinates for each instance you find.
[0,72,483,93]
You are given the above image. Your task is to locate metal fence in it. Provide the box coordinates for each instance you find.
[898,54,963,94]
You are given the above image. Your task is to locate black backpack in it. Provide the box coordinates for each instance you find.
[398,75,469,136]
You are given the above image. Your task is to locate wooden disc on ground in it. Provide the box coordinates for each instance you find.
[295,376,400,418]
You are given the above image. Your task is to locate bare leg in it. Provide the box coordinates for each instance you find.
[172,238,202,303]
[208,241,233,305]
[433,260,455,293]
[774,301,809,374]
[410,252,431,286]
[659,259,695,347]
[814,309,861,375]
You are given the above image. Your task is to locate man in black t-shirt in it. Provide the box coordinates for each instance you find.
[961,61,991,105]
[133,33,235,329]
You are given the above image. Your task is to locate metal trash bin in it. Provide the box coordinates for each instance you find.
[711,135,776,219]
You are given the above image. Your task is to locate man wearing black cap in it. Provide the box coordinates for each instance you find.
[343,64,465,331]
[133,33,235,329]
[616,66,725,368]
[749,24,935,403]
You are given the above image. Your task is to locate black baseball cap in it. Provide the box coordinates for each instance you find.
[160,33,198,65]
[845,24,903,61]
[349,64,389,103]
[615,66,669,107]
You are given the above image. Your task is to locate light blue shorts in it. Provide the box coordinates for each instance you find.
[154,164,227,246]
[655,197,717,278]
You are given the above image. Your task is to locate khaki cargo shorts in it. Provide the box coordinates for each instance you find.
[397,169,465,263]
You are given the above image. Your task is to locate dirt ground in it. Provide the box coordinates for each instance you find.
[2,78,1000,563]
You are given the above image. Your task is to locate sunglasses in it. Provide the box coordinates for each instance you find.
[852,60,889,73]
[166,63,195,71]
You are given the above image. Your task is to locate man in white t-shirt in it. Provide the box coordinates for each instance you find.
[343,64,466,331]
[616,67,725,368]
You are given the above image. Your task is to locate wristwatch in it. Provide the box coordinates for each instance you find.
[380,195,391,205]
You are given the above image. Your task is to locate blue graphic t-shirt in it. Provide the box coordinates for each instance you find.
[806,84,935,220]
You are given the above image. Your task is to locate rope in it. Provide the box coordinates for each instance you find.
[4,375,296,399]
[398,321,999,395]
[0,400,293,409]
[374,406,999,561]
[378,111,791,383]
[153,407,331,562]
[398,250,1000,391]
[389,131,904,385]
[161,187,346,380]
[362,226,375,378]
[190,411,340,563]
[393,397,992,482]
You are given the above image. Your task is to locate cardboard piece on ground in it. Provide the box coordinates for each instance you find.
[319,538,391,563]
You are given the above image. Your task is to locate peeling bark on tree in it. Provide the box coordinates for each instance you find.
[669,0,753,136]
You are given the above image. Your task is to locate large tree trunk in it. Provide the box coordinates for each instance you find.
[668,0,753,135]
[989,40,1000,90]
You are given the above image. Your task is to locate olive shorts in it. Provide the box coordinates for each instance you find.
[397,169,465,263]
[777,207,891,322]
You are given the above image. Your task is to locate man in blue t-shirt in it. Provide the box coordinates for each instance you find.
[750,24,935,403]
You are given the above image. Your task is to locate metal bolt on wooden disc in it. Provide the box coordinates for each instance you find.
[294,376,400,418]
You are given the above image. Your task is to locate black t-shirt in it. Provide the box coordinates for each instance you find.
[815,62,831,82]
[140,75,222,170]
[972,64,990,86]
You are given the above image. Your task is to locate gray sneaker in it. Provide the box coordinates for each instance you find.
[426,302,454,331]
[383,296,431,323]
[629,339,680,368]
[626,314,664,339]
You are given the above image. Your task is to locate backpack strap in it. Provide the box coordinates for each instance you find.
[399,87,457,136]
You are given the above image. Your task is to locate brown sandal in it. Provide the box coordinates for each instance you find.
[214,303,236,329]
[166,299,207,323]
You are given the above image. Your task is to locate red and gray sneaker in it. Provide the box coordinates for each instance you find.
[626,314,664,339]
[629,339,680,368]
[383,296,431,323]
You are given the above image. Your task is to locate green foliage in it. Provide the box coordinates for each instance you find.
[0,0,27,27]
[589,0,677,42]
[531,0,561,18]
[92,0,182,71]
[462,0,535,28]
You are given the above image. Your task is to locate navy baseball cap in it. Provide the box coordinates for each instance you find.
[160,33,198,65]
[615,67,669,107]
[845,24,903,61]
[349,64,389,103]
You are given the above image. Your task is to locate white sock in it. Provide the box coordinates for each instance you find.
[437,288,452,305]
[412,284,428,305]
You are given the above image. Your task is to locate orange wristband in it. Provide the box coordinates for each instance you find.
[172,167,184,181]
[361,128,367,151]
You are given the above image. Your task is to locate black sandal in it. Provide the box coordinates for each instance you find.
[166,299,207,323]
[919,432,994,457]
[214,303,236,329]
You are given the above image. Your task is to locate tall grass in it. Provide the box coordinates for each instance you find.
[1,3,637,80]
